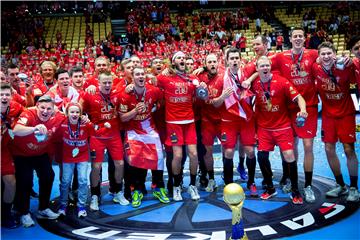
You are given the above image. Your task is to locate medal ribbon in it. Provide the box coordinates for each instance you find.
[68,120,80,146]
[99,91,114,108]
[321,66,338,86]
[260,76,272,110]
[1,106,11,129]
[291,48,304,71]
[134,88,146,102]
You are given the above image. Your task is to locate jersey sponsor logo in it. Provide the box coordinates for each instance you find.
[325,93,344,100]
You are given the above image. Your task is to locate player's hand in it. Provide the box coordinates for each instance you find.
[125,83,135,93]
[85,85,96,95]
[199,81,207,89]
[192,67,205,75]
[297,111,308,118]
[135,102,146,114]
[80,114,90,124]
[34,124,48,135]
[241,79,251,89]
[222,87,234,99]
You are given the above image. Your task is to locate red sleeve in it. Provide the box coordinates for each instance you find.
[270,53,280,71]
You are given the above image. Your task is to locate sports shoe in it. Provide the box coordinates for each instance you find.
[291,191,304,205]
[57,205,67,216]
[260,187,277,200]
[113,191,130,206]
[205,179,217,192]
[326,184,349,197]
[304,186,316,203]
[280,180,292,194]
[37,208,59,219]
[188,185,200,200]
[131,190,143,208]
[237,165,248,181]
[249,183,258,197]
[2,215,20,229]
[20,214,35,228]
[78,207,87,218]
[173,186,183,201]
[90,195,99,211]
[346,187,359,202]
[199,174,209,189]
[153,188,170,203]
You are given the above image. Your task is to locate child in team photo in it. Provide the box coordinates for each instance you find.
[54,102,95,218]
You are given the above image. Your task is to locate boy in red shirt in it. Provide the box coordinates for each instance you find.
[313,42,358,202]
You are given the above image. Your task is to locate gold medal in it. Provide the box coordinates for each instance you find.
[266,99,272,111]
[299,71,307,77]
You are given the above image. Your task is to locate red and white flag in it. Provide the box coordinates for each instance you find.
[125,124,164,170]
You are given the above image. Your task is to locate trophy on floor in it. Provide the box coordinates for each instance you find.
[223,183,248,240]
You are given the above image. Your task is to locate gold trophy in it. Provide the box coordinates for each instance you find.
[223,183,248,240]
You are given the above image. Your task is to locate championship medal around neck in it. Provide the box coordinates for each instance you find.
[72,147,80,158]
[299,71,308,77]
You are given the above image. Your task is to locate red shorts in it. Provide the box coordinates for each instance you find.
[321,114,356,143]
[257,127,294,152]
[290,106,318,138]
[90,135,124,163]
[165,122,197,146]
[201,119,222,146]
[1,147,15,175]
[220,117,256,149]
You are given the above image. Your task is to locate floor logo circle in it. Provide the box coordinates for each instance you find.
[39,170,359,239]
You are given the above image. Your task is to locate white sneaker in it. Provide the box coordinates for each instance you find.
[37,208,59,219]
[77,207,87,218]
[304,186,316,203]
[113,191,130,205]
[20,214,35,228]
[57,205,66,216]
[326,184,348,197]
[346,187,359,202]
[173,186,183,201]
[90,195,100,211]
[281,181,292,194]
[205,179,217,192]
[188,185,200,200]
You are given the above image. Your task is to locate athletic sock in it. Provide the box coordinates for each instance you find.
[350,175,358,189]
[335,174,345,187]
[208,170,215,180]
[246,156,256,185]
[239,156,245,169]
[288,161,299,191]
[304,171,313,188]
[173,174,182,187]
[223,157,234,184]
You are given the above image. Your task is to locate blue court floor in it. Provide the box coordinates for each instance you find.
[2,118,360,240]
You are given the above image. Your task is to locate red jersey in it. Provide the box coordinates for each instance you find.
[55,121,94,163]
[312,64,355,118]
[119,85,163,133]
[220,68,251,121]
[1,101,24,143]
[252,73,300,130]
[81,89,121,138]
[33,80,56,97]
[157,73,197,123]
[271,49,318,109]
[198,71,224,122]
[11,108,65,156]
[353,58,360,91]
